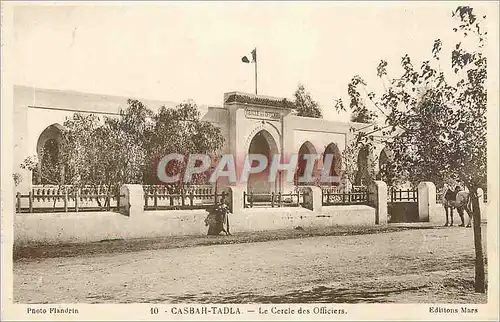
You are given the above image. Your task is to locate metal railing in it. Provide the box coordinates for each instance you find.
[320,185,369,206]
[389,188,418,203]
[16,188,124,213]
[243,191,303,208]
[144,189,225,211]
[322,190,369,206]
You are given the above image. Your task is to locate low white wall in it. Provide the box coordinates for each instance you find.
[14,205,376,245]
[231,205,375,232]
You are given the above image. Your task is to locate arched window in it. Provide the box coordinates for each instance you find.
[36,124,64,185]
[355,146,370,186]
[322,143,342,185]
[296,141,318,185]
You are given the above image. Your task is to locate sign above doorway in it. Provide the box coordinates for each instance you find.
[244,108,280,120]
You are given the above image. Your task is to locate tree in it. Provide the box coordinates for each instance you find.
[105,99,154,187]
[334,76,378,123]
[59,113,103,187]
[378,61,459,188]
[37,139,66,185]
[24,99,226,194]
[370,6,487,292]
[449,6,487,293]
[293,84,323,118]
[145,100,225,186]
[335,76,379,187]
[349,76,378,123]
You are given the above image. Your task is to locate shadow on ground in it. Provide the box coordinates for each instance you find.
[130,275,485,304]
[166,285,427,304]
[14,225,439,261]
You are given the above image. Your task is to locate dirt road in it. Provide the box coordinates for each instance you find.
[14,225,487,303]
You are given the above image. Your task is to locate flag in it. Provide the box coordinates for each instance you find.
[241,48,257,63]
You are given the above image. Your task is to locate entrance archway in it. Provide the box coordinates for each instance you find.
[247,130,279,194]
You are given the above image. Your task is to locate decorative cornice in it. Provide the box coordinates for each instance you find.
[224,93,295,110]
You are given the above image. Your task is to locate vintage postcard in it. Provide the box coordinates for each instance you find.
[1,1,499,321]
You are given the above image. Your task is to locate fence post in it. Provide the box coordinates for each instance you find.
[154,189,158,210]
[64,189,68,212]
[250,192,254,208]
[120,184,145,217]
[243,191,246,208]
[28,191,33,213]
[75,189,79,213]
[181,189,185,207]
[297,190,300,207]
[369,181,388,225]
[221,186,241,215]
[477,188,486,217]
[190,191,194,207]
[302,186,322,213]
[271,192,275,208]
[417,182,435,222]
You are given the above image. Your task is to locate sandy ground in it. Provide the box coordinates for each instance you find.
[14,224,488,304]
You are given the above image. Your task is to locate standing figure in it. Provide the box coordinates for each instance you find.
[204,195,231,236]
[216,195,231,236]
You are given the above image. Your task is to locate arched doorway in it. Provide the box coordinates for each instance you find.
[377,148,388,179]
[36,124,64,185]
[376,147,393,182]
[355,146,370,186]
[379,149,388,169]
[296,141,318,185]
[322,143,342,186]
[247,130,279,194]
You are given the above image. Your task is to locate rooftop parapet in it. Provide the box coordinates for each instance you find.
[224,91,295,110]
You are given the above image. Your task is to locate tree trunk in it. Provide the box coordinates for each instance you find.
[470,187,486,293]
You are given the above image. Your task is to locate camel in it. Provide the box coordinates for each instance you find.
[443,185,472,228]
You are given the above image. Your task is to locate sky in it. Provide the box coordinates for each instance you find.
[12,1,494,121]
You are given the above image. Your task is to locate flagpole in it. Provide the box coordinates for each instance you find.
[254,48,258,95]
